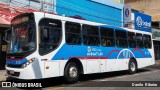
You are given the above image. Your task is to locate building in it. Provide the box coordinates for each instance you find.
[56,0,124,27]
[125,0,160,27]
[125,0,160,60]
[152,28,160,60]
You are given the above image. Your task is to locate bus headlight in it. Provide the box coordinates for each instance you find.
[22,58,35,68]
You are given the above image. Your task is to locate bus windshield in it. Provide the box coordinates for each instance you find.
[7,23,36,53]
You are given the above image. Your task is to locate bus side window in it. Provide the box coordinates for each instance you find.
[82,25,99,46]
[136,33,143,48]
[100,27,114,47]
[65,21,81,45]
[39,18,62,55]
[143,34,152,48]
[128,32,136,48]
[115,30,127,48]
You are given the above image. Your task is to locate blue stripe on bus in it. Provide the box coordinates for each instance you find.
[6,58,28,65]
[52,44,152,60]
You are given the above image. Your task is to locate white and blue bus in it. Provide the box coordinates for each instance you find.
[6,12,155,83]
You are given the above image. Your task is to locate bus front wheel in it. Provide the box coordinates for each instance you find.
[64,62,79,83]
[128,59,137,74]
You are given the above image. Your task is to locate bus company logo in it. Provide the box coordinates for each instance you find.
[87,47,103,56]
[136,16,143,27]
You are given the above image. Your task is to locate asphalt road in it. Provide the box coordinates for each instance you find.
[0,64,160,90]
[46,65,160,90]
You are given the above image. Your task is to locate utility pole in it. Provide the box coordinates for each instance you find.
[9,0,11,6]
[29,0,30,9]
[40,0,44,11]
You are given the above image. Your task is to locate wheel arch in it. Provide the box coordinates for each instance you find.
[64,58,84,74]
[129,57,138,67]
[128,57,138,69]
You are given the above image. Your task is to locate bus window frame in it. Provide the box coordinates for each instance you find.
[128,31,136,48]
[136,33,144,48]
[115,30,128,48]
[100,27,115,47]
[38,18,62,56]
[143,34,152,49]
[65,21,82,45]
[82,24,100,46]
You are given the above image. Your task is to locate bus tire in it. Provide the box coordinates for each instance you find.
[64,62,79,84]
[128,59,137,74]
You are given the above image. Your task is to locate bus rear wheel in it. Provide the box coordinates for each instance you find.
[64,62,79,83]
[128,59,137,74]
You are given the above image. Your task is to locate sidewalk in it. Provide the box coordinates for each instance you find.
[155,60,160,65]
[0,70,7,81]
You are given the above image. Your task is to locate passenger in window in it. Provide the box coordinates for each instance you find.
[49,40,54,50]
[116,40,119,47]
[94,38,99,45]
[102,38,106,46]
[107,40,111,46]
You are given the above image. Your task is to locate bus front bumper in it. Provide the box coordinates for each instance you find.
[6,60,43,79]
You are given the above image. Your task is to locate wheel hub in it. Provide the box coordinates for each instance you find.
[130,62,136,71]
[69,66,77,78]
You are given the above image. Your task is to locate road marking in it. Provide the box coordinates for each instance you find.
[48,84,65,90]
[92,70,160,81]
[69,83,84,86]
[49,87,64,90]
